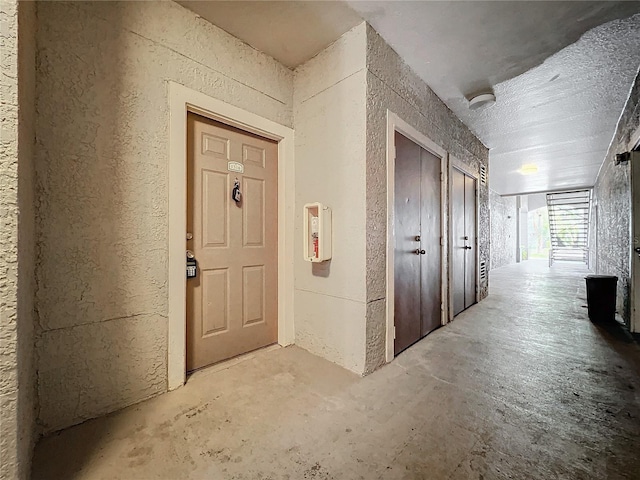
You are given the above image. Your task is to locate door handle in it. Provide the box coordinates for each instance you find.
[414,249,426,255]
[464,246,472,250]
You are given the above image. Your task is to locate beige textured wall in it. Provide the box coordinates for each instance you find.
[592,71,639,323]
[489,189,518,270]
[292,22,490,375]
[32,4,490,438]
[0,0,37,478]
[35,0,293,434]
[293,24,368,374]
[364,25,490,373]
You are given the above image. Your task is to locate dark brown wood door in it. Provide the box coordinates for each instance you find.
[452,167,477,317]
[394,133,422,354]
[452,168,466,316]
[420,148,442,336]
[394,132,442,355]
[464,174,477,309]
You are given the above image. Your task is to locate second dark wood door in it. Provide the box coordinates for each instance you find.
[452,167,477,317]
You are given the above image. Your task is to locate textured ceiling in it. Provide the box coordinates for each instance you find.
[347,1,640,195]
[179,1,640,195]
[458,13,640,195]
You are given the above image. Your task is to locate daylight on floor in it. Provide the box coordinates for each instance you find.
[2,1,640,479]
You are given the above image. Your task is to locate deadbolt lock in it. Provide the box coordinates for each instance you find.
[186,250,197,279]
[186,232,193,240]
[415,235,421,242]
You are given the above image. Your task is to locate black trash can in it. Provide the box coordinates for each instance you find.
[585,275,618,323]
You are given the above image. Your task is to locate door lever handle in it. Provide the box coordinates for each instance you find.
[464,246,472,250]
[415,249,426,255]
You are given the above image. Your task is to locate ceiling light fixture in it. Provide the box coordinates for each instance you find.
[468,92,496,110]
[518,164,538,175]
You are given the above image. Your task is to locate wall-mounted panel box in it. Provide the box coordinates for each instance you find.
[304,203,332,262]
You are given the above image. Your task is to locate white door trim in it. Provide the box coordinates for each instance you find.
[630,151,640,333]
[168,82,295,390]
[625,130,639,332]
[447,159,480,321]
[385,110,447,363]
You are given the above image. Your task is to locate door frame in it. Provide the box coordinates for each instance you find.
[629,126,640,333]
[168,82,295,390]
[448,159,480,322]
[385,111,447,363]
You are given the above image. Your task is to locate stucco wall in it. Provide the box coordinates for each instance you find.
[35,0,293,434]
[489,189,517,270]
[0,0,37,477]
[293,22,490,375]
[364,25,490,373]
[592,71,639,324]
[293,24,368,374]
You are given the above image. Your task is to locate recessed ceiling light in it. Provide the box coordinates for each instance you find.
[519,164,538,175]
[468,92,496,110]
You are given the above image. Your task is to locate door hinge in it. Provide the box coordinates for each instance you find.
[393,326,396,339]
[440,236,444,246]
[440,172,444,182]
[393,146,397,160]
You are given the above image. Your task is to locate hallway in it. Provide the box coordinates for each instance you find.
[33,260,640,480]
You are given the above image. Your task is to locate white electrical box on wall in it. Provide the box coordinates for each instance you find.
[303,203,332,262]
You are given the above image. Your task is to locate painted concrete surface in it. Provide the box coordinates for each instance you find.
[292,24,368,372]
[593,71,639,325]
[0,0,37,478]
[14,1,37,477]
[33,259,640,479]
[0,1,23,476]
[489,189,517,270]
[34,1,293,434]
[293,24,368,375]
[178,0,362,68]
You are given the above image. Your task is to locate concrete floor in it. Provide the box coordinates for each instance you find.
[33,260,640,479]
